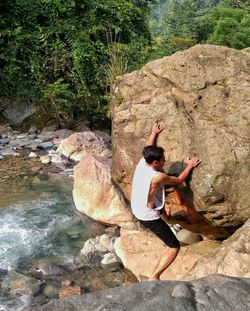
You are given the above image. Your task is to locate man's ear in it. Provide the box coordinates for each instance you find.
[152,160,159,167]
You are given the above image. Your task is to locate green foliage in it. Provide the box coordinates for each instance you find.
[148,0,220,58]
[207,6,250,48]
[220,0,250,10]
[43,78,77,121]
[104,42,128,86]
[0,0,151,127]
[148,0,250,59]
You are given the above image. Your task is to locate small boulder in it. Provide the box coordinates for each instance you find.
[58,285,81,299]
[176,229,202,245]
[43,284,59,299]
[28,152,38,158]
[37,142,54,150]
[39,155,51,164]
[101,252,119,265]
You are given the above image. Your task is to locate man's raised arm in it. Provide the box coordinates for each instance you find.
[147,123,162,146]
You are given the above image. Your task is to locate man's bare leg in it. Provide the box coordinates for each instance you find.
[161,207,171,223]
[149,247,180,280]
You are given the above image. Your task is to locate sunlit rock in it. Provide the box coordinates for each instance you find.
[58,131,111,161]
[73,155,135,228]
[111,44,250,237]
[114,227,220,281]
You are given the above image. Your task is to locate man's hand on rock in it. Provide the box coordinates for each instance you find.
[151,123,163,136]
[187,157,201,168]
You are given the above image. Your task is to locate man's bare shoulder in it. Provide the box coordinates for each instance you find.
[152,172,168,184]
[152,172,179,186]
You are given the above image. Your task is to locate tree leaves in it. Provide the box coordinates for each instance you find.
[0,0,151,127]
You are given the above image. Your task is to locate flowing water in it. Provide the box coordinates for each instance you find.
[0,172,136,310]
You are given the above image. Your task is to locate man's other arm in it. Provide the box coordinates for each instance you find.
[153,157,201,186]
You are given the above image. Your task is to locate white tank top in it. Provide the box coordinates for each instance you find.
[131,158,165,221]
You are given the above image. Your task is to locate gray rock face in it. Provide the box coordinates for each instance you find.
[0,97,37,126]
[26,275,250,311]
[111,44,250,236]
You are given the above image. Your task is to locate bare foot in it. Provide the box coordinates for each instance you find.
[148,276,160,281]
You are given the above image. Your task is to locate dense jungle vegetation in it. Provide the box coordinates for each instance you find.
[0,0,249,128]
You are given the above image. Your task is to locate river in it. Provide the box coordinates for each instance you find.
[0,168,136,310]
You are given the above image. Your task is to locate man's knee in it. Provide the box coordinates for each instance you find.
[169,246,180,255]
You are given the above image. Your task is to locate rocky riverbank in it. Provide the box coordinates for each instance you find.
[0,124,137,309]
[27,274,250,311]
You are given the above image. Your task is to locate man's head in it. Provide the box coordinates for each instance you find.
[142,146,165,168]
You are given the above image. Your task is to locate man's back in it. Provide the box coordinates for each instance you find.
[131,158,164,221]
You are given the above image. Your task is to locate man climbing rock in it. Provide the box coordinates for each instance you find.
[131,123,200,280]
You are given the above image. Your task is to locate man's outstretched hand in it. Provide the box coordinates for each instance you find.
[187,157,201,168]
[151,123,163,135]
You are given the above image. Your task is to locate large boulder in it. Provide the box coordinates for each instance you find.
[27,274,250,311]
[111,44,250,237]
[73,155,135,228]
[114,227,220,281]
[114,217,250,281]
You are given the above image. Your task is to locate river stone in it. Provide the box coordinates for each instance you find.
[80,234,117,255]
[61,280,72,286]
[43,284,59,299]
[16,134,28,139]
[101,252,119,265]
[0,123,11,136]
[111,44,250,237]
[34,138,43,143]
[28,126,37,134]
[54,129,74,139]
[28,134,37,139]
[0,138,10,145]
[40,155,51,164]
[29,152,38,158]
[37,133,56,142]
[1,270,39,295]
[37,142,54,149]
[9,138,30,147]
[26,275,250,311]
[58,285,81,299]
[0,149,20,156]
[31,263,69,279]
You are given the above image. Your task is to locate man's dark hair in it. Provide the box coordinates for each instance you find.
[142,146,165,164]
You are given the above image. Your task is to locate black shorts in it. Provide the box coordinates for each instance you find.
[139,217,180,248]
